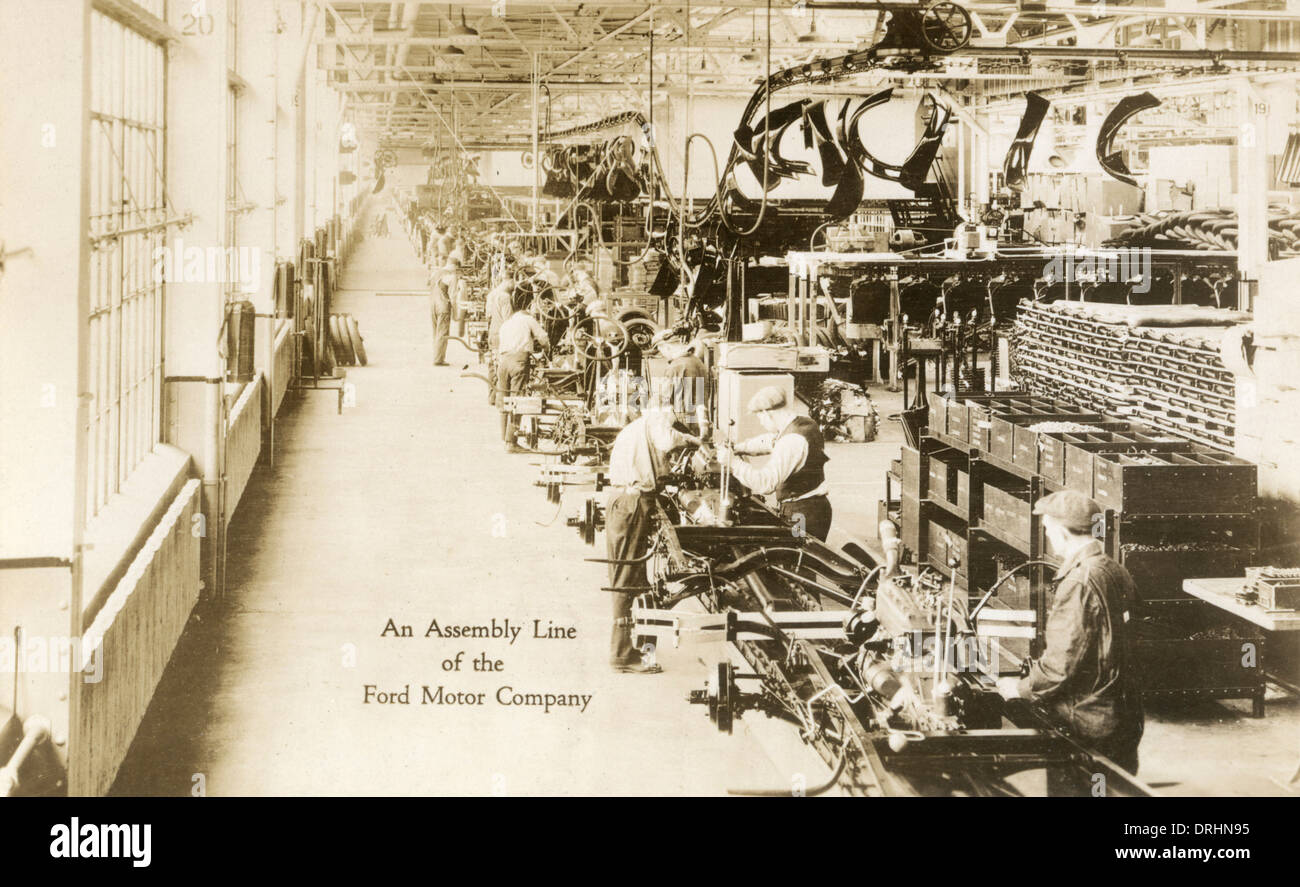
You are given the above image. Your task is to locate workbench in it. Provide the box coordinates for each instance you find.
[1182,577,1300,633]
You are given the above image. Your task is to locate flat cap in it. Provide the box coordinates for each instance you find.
[747,385,788,413]
[1033,489,1102,533]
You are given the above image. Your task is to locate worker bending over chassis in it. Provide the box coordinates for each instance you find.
[605,380,708,674]
[483,270,519,407]
[496,284,550,453]
[996,490,1145,795]
[718,386,832,542]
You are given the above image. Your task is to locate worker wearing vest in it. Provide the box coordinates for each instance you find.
[718,385,832,541]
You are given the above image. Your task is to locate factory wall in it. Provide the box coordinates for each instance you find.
[0,0,354,793]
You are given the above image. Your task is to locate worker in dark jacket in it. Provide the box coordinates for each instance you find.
[718,386,831,541]
[997,489,1144,794]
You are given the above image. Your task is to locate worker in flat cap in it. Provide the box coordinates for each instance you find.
[997,489,1144,794]
[717,385,832,541]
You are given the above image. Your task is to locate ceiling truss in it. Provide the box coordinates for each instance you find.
[319,2,1300,147]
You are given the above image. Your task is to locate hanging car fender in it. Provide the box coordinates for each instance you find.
[899,94,953,192]
[1002,92,1050,191]
[1096,91,1161,187]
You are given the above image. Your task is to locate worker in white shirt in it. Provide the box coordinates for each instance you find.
[496,285,550,453]
[434,226,453,263]
[569,265,600,306]
[604,385,707,673]
[483,272,517,407]
[717,385,832,541]
[430,257,460,366]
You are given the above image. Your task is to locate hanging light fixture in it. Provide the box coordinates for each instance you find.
[797,10,819,43]
[741,10,760,62]
[439,5,468,54]
[449,7,478,39]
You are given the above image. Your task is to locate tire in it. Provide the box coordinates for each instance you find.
[333,315,356,365]
[328,315,346,365]
[346,315,368,366]
[622,316,659,351]
[616,307,652,325]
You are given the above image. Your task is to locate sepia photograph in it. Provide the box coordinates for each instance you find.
[1,0,1298,827]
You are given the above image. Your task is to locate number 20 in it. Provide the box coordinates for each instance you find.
[182,14,214,36]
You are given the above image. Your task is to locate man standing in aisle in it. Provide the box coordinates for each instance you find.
[496,285,550,452]
[717,386,832,541]
[997,490,1144,794]
[430,257,460,366]
[604,382,707,674]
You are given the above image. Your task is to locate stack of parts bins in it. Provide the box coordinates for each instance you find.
[1011,300,1250,452]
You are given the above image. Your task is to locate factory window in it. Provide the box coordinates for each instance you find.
[86,10,167,519]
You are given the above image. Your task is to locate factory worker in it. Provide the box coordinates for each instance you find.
[483,272,517,406]
[996,490,1144,794]
[496,283,550,453]
[434,226,453,262]
[527,258,561,288]
[604,382,707,674]
[654,329,710,414]
[569,265,601,306]
[718,385,831,541]
[430,257,460,366]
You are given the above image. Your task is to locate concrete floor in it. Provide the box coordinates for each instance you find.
[111,200,1298,797]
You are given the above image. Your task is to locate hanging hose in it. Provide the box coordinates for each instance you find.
[969,559,1058,623]
[727,740,849,797]
[717,0,773,237]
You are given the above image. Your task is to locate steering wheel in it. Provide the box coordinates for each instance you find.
[920,2,973,53]
[571,316,629,363]
[809,222,836,253]
[535,296,572,325]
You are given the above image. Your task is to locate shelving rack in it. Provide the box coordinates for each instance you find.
[884,391,1267,716]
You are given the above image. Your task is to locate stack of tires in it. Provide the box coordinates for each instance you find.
[330,314,369,366]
